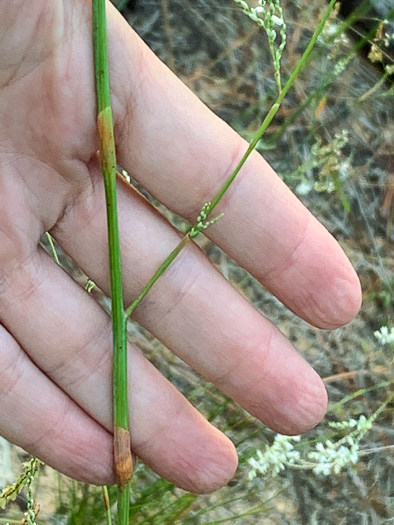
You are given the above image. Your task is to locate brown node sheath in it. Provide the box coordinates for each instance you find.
[114,426,133,488]
[97,107,117,176]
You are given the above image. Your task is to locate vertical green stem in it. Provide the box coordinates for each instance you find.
[102,486,113,525]
[92,0,338,520]
[92,0,132,523]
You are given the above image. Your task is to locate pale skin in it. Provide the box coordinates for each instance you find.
[0,1,362,493]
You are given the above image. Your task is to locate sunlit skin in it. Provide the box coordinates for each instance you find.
[0,1,361,493]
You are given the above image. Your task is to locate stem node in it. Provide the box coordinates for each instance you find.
[114,426,133,488]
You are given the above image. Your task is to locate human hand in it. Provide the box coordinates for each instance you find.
[0,1,361,493]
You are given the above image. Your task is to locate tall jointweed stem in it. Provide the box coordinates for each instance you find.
[92,1,132,523]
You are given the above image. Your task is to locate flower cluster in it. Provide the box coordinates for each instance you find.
[368,21,394,76]
[374,326,394,346]
[248,414,376,480]
[307,439,360,476]
[294,129,351,211]
[189,202,223,237]
[233,0,287,92]
[1,457,42,524]
[248,434,301,479]
[308,416,373,475]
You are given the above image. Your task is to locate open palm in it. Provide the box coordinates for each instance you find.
[0,0,361,492]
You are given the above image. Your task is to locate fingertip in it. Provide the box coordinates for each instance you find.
[310,256,362,330]
[157,426,238,494]
[283,221,363,330]
[181,432,238,494]
[326,266,362,329]
[283,374,328,435]
[264,364,328,436]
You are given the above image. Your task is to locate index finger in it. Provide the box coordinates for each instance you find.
[108,6,361,328]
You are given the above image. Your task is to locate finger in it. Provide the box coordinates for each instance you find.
[0,248,237,493]
[53,160,327,435]
[106,5,361,328]
[0,323,114,485]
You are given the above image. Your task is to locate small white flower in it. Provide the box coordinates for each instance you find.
[271,15,283,26]
[326,23,339,36]
[296,181,313,195]
[374,326,394,346]
[248,434,301,479]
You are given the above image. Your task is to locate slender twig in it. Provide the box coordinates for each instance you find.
[45,232,60,264]
[92,1,132,523]
[125,234,191,317]
[125,0,338,319]
[102,486,113,525]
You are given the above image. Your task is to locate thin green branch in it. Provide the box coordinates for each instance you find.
[125,0,338,319]
[102,486,113,525]
[125,234,190,318]
[45,232,60,264]
[92,0,132,522]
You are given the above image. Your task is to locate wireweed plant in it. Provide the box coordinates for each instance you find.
[286,129,351,212]
[374,326,394,347]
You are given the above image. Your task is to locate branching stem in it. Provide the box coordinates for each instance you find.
[125,0,338,319]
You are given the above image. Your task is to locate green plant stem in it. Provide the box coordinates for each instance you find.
[327,380,392,413]
[45,232,60,264]
[102,486,113,525]
[125,234,190,317]
[125,0,338,319]
[92,1,132,523]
